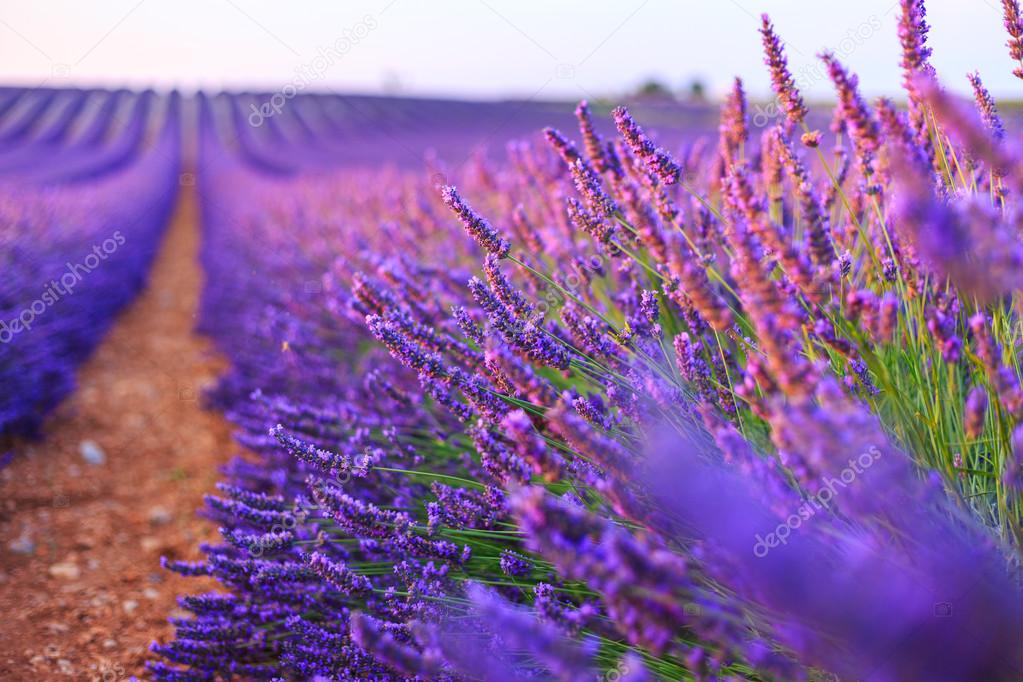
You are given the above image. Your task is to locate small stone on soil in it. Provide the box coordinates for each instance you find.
[79,440,106,466]
[147,506,172,525]
[48,562,81,580]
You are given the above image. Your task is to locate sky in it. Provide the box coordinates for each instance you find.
[0,0,1017,102]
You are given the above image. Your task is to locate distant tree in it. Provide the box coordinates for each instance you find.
[634,78,673,100]
[687,78,707,102]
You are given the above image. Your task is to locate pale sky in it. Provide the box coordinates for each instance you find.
[0,0,1017,101]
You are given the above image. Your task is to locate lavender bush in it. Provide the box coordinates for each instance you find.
[157,4,1023,679]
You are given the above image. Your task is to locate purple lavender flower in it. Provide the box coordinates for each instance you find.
[892,146,1023,301]
[307,551,372,595]
[769,128,837,269]
[499,549,533,577]
[430,583,597,682]
[533,582,595,637]
[876,96,931,176]
[452,304,484,345]
[543,126,582,165]
[668,258,734,332]
[574,100,608,172]
[501,409,565,482]
[899,0,935,144]
[964,386,988,439]
[570,158,619,219]
[565,196,614,243]
[441,185,510,258]
[1006,425,1023,491]
[428,482,503,532]
[674,332,714,401]
[719,78,748,162]
[915,73,1014,180]
[926,307,962,364]
[510,203,545,253]
[1003,0,1023,78]
[349,613,440,677]
[967,71,1006,142]
[820,52,880,177]
[760,14,808,127]
[611,106,683,184]
[643,409,1023,681]
[971,314,1023,419]
[483,253,534,319]
[546,394,635,484]
[510,486,694,655]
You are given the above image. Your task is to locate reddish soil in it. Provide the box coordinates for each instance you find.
[0,181,235,680]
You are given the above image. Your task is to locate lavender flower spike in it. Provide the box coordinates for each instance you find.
[820,52,880,177]
[719,77,749,162]
[566,197,614,243]
[898,0,935,144]
[574,100,608,172]
[900,0,932,147]
[964,386,988,439]
[1007,425,1023,491]
[760,14,807,127]
[441,185,510,258]
[967,71,1006,142]
[612,105,684,184]
[898,0,934,80]
[543,126,582,165]
[1002,0,1023,79]
[570,158,619,219]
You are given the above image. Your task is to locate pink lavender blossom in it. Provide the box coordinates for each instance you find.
[820,52,880,178]
[967,71,1006,141]
[759,14,807,127]
[611,105,683,184]
[1002,0,1023,78]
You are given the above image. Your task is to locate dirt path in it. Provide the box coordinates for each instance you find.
[0,180,234,680]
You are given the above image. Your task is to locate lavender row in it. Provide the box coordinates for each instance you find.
[0,91,182,438]
[160,3,1023,679]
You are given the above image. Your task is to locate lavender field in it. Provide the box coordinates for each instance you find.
[5,1,1023,680]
